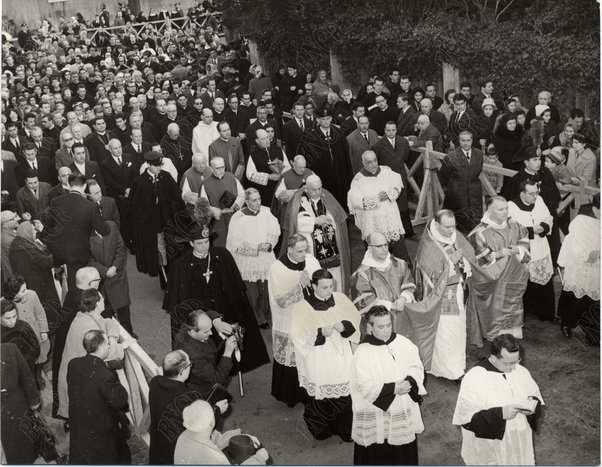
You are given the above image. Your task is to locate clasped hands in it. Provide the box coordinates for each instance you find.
[496,246,520,258]
[321,321,345,337]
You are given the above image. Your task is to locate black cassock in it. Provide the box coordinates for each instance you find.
[298,126,352,209]
[129,171,184,277]
[163,247,270,373]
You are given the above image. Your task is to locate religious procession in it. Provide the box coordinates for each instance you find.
[0,0,600,465]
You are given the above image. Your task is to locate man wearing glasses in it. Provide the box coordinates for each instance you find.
[453,334,544,465]
[508,179,555,321]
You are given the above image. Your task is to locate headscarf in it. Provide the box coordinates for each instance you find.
[15,221,36,244]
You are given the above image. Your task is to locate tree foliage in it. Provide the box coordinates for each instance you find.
[219,0,600,100]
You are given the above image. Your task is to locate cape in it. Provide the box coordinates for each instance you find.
[396,222,477,368]
[280,187,351,293]
[162,247,270,373]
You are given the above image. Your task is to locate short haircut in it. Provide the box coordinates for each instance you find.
[1,298,17,316]
[570,109,585,119]
[83,330,106,353]
[69,173,88,188]
[185,309,210,331]
[72,142,86,152]
[244,187,260,200]
[460,81,472,90]
[162,349,190,377]
[311,268,333,285]
[22,143,37,153]
[434,209,455,223]
[519,179,538,192]
[351,101,364,112]
[453,93,467,103]
[216,121,229,132]
[3,275,26,300]
[80,288,102,312]
[24,169,39,180]
[490,333,520,358]
[365,304,393,326]
[574,133,588,144]
[288,233,308,249]
[182,400,215,432]
[486,195,506,209]
[477,78,492,89]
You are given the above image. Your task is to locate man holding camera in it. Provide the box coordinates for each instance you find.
[174,310,236,398]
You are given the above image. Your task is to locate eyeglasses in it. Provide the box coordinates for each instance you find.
[369,243,388,249]
[213,166,225,170]
[181,362,192,372]
[88,278,102,286]
[497,356,521,367]
[64,137,74,142]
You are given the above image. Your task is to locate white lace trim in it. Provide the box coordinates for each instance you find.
[232,253,276,282]
[354,204,404,240]
[272,329,297,367]
[301,376,350,399]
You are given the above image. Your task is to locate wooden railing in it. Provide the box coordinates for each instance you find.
[405,143,600,227]
[116,323,162,446]
[85,12,223,42]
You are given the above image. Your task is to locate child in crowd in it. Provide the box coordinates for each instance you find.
[543,146,573,184]
[484,144,504,194]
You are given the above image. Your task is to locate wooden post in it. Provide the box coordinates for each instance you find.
[442,62,460,94]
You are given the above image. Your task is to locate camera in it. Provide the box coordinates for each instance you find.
[231,323,245,351]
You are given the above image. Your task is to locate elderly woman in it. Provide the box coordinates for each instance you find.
[9,220,60,324]
[334,88,354,124]
[558,195,600,342]
[351,305,426,465]
[3,276,50,386]
[1,298,40,376]
[57,288,125,420]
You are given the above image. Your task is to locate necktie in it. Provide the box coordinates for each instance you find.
[299,119,304,131]
[97,202,103,216]
[456,111,461,123]
[117,157,122,167]
[138,144,142,154]
[363,133,369,143]
[32,161,37,170]
[14,139,19,149]
[37,142,41,150]
[325,131,330,141]
[33,189,38,199]
[465,151,470,161]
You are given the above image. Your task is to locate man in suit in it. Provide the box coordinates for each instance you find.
[244,105,276,156]
[208,121,245,179]
[67,330,130,464]
[437,131,484,232]
[84,117,115,164]
[89,221,135,335]
[28,127,57,161]
[41,172,110,291]
[48,167,73,202]
[1,157,19,211]
[396,94,418,137]
[346,115,378,175]
[341,102,365,137]
[200,78,225,108]
[15,169,52,220]
[86,179,120,228]
[420,98,448,136]
[69,142,106,192]
[16,143,55,187]
[2,121,24,159]
[123,128,152,172]
[282,102,311,158]
[471,79,499,114]
[129,113,155,145]
[223,94,250,139]
[373,121,414,237]
[54,132,91,170]
[445,93,479,148]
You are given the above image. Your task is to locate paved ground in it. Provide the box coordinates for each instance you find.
[38,221,599,465]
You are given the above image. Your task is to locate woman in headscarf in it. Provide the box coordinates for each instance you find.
[494,113,524,170]
[9,220,60,326]
[1,298,40,376]
[2,276,50,388]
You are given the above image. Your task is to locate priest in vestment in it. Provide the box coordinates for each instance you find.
[467,197,530,346]
[199,156,245,248]
[453,334,544,465]
[268,233,320,407]
[281,174,351,293]
[400,210,475,381]
[271,155,314,226]
[349,232,415,335]
[290,269,361,441]
[162,215,270,373]
[226,188,280,328]
[348,150,409,262]
[180,153,213,207]
[508,180,555,322]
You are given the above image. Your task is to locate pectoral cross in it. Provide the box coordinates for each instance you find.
[202,268,213,283]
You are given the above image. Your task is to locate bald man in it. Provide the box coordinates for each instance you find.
[180,153,213,206]
[273,154,314,224]
[161,123,193,180]
[48,166,73,202]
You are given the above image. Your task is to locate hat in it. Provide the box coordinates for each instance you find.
[191,197,217,241]
[534,104,550,116]
[516,146,540,162]
[0,211,17,224]
[481,97,496,109]
[144,151,163,165]
[222,435,258,465]
[486,143,497,156]
[543,146,566,165]
[316,107,333,118]
[287,62,297,69]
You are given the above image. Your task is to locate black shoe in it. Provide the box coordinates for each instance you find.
[561,325,572,338]
[259,322,271,329]
[339,434,353,442]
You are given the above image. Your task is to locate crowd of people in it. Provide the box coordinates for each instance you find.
[0,1,600,465]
